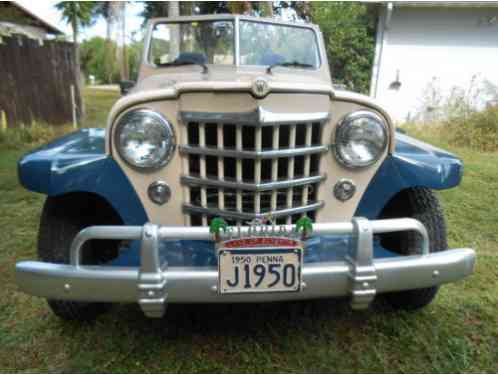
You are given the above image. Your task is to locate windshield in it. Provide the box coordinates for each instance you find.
[149,21,235,65]
[148,19,320,69]
[239,20,320,68]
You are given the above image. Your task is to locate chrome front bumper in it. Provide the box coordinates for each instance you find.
[15,218,475,318]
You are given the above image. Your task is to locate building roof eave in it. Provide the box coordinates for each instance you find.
[12,1,64,35]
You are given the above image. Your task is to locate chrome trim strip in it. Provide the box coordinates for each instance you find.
[179,145,328,159]
[182,201,325,221]
[180,107,330,126]
[181,174,326,191]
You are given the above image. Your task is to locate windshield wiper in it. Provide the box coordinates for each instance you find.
[266,61,314,74]
[156,60,208,74]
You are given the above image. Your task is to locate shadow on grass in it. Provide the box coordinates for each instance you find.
[56,297,405,341]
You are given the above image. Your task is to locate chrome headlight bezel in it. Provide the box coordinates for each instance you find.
[114,109,176,170]
[334,110,388,169]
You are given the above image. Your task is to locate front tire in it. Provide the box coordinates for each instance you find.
[378,187,448,310]
[37,195,122,321]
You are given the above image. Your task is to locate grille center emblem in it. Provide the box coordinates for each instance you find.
[252,77,270,98]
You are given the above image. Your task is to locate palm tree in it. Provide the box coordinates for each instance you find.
[94,2,115,83]
[169,1,180,59]
[115,2,129,81]
[55,1,98,119]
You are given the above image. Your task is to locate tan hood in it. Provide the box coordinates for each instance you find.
[108,65,392,133]
[133,64,332,93]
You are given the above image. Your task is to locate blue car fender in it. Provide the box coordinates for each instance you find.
[356,132,463,219]
[17,128,147,225]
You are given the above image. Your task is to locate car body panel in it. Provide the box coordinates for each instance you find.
[356,133,463,219]
[17,129,147,225]
[17,128,461,231]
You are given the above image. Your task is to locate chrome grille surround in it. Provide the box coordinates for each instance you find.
[180,107,329,226]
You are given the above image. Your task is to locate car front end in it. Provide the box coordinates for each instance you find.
[15,15,475,319]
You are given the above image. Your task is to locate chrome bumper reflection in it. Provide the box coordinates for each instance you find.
[15,218,476,318]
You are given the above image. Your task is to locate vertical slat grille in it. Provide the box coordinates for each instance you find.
[217,124,224,211]
[181,110,327,226]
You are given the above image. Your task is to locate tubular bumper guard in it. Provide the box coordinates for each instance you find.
[15,218,475,318]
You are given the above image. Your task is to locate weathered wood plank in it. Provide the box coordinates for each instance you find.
[0,35,80,127]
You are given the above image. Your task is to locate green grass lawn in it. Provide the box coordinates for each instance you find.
[80,88,120,128]
[0,90,496,372]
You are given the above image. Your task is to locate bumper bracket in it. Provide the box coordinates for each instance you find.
[137,223,168,318]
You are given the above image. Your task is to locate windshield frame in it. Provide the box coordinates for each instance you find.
[144,14,322,71]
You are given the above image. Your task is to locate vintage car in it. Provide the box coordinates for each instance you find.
[15,15,475,321]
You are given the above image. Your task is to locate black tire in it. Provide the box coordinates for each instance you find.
[378,187,448,310]
[38,194,122,321]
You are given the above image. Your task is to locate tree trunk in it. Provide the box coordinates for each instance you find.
[72,17,84,121]
[120,2,128,80]
[104,11,114,83]
[162,2,169,16]
[169,1,180,60]
[266,2,274,17]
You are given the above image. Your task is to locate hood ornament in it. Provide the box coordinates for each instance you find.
[252,77,270,98]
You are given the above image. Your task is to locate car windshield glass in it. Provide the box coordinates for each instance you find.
[239,20,320,68]
[149,21,235,66]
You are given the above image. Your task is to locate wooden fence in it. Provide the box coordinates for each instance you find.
[0,35,81,128]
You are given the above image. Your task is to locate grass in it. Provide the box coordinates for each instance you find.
[0,88,119,150]
[81,88,120,128]
[0,90,497,373]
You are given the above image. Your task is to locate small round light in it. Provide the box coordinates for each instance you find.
[115,109,175,169]
[334,111,388,168]
[148,181,171,205]
[334,179,356,201]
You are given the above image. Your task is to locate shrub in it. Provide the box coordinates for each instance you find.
[0,123,73,149]
[443,105,498,152]
[311,2,376,94]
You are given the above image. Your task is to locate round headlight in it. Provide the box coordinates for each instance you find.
[334,111,388,168]
[115,109,175,169]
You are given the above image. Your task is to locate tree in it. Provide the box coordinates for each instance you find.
[81,37,118,83]
[115,2,129,80]
[94,2,115,83]
[94,2,128,81]
[141,1,230,21]
[168,1,179,59]
[141,1,169,21]
[81,36,142,84]
[310,2,376,94]
[55,1,98,119]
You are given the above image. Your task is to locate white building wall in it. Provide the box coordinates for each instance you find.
[372,6,498,123]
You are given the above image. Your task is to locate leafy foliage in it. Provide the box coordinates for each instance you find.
[141,1,169,22]
[441,106,498,152]
[81,37,116,83]
[311,2,376,94]
[55,2,98,39]
[406,76,498,152]
[141,1,274,21]
[81,37,143,84]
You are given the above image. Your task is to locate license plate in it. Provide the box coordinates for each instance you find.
[218,248,302,294]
